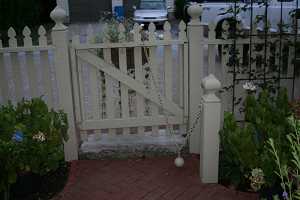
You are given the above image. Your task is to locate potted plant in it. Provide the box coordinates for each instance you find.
[0,98,68,200]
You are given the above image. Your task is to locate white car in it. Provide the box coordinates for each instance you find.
[133,0,169,25]
[200,0,297,34]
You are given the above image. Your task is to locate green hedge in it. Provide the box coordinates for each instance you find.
[0,0,56,32]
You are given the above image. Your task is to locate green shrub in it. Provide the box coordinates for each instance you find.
[267,116,300,200]
[219,88,292,190]
[174,0,186,20]
[0,98,68,199]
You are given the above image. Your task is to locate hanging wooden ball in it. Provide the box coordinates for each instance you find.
[174,156,184,167]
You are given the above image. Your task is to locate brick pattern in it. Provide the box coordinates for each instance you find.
[55,156,258,200]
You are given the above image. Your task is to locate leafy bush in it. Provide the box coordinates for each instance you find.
[174,0,186,20]
[0,98,68,199]
[219,88,292,190]
[267,116,300,200]
[96,13,134,43]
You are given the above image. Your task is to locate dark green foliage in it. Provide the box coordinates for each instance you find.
[0,0,56,32]
[174,0,186,20]
[219,88,292,189]
[0,98,68,199]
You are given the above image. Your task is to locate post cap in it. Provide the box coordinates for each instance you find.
[50,6,67,30]
[201,74,221,94]
[187,3,202,25]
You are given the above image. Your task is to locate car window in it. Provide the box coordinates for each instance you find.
[138,0,166,10]
[277,0,294,2]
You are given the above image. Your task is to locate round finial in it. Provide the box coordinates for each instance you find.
[174,156,184,167]
[50,6,67,30]
[201,74,221,94]
[187,3,202,25]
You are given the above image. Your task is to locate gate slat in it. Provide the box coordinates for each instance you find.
[87,25,101,120]
[70,35,83,123]
[103,47,116,135]
[148,23,159,135]
[208,23,216,75]
[119,23,130,134]
[164,25,174,134]
[288,43,295,77]
[133,23,145,135]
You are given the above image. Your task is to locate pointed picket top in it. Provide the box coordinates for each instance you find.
[118,23,126,42]
[38,25,47,46]
[72,34,80,45]
[148,22,156,42]
[133,23,141,42]
[236,21,243,32]
[87,24,94,44]
[222,20,230,32]
[22,26,33,47]
[163,21,171,41]
[221,20,230,39]
[252,22,258,35]
[178,20,187,41]
[8,27,17,47]
[208,22,216,39]
[103,23,110,43]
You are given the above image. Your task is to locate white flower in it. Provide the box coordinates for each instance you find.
[243,81,256,91]
[249,168,265,192]
[33,132,46,142]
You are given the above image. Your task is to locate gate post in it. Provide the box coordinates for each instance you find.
[187,3,203,153]
[50,6,78,161]
[200,74,221,183]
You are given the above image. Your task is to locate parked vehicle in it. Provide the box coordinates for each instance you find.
[183,0,297,37]
[133,0,169,24]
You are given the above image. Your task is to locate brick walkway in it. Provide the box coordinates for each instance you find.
[56,156,258,200]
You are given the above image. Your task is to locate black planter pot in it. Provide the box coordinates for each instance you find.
[259,184,283,200]
[10,173,42,198]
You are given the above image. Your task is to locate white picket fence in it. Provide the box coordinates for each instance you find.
[0,26,58,107]
[198,20,298,120]
[2,4,299,183]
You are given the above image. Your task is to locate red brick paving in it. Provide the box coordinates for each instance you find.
[55,156,258,200]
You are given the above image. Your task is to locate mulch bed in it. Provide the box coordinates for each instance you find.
[9,163,70,200]
[291,99,300,119]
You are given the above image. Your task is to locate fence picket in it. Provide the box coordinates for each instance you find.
[40,50,54,107]
[3,53,16,103]
[0,54,7,104]
[33,51,44,97]
[178,21,187,41]
[38,26,47,46]
[8,27,17,47]
[23,26,33,47]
